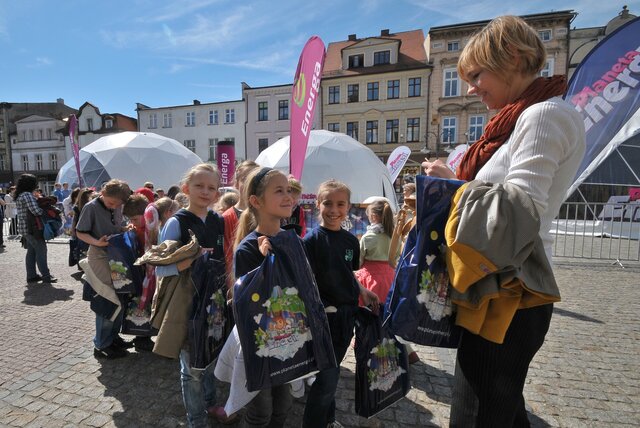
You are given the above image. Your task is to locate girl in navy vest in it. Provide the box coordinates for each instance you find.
[302,180,379,428]
[156,163,225,428]
[232,167,295,428]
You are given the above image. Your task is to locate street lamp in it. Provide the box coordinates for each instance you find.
[421,130,455,157]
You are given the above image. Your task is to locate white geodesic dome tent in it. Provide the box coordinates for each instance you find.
[256,130,398,210]
[57,132,202,190]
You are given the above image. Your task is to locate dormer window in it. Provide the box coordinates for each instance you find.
[373,50,390,65]
[348,54,364,68]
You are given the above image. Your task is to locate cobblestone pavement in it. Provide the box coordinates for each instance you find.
[0,240,638,427]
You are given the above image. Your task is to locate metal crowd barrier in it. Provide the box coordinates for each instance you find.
[2,202,18,239]
[551,201,640,263]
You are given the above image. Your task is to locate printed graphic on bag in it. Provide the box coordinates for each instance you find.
[367,338,406,392]
[207,289,226,341]
[253,286,311,361]
[417,250,454,322]
[109,260,131,290]
[125,296,150,326]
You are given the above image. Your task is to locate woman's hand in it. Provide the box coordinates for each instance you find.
[422,158,456,179]
[257,236,272,256]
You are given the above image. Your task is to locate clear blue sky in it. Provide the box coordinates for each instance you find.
[0,0,634,117]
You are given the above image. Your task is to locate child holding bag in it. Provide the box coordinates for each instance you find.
[232,167,295,427]
[302,180,379,428]
[155,163,225,428]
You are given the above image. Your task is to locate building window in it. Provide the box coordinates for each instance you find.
[47,129,52,139]
[0,128,3,141]
[258,102,269,121]
[22,130,26,141]
[373,50,390,65]
[346,122,359,140]
[407,118,420,142]
[367,82,379,101]
[149,113,158,128]
[86,118,93,131]
[163,113,172,128]
[22,155,29,171]
[184,139,196,153]
[442,116,457,145]
[328,123,339,132]
[258,138,269,153]
[208,138,218,161]
[540,57,555,77]
[225,109,235,124]
[50,153,58,170]
[447,41,460,51]
[444,68,459,97]
[468,115,485,142]
[186,112,196,126]
[0,154,5,171]
[35,154,43,170]
[209,110,218,125]
[278,100,289,120]
[386,119,399,144]
[366,121,378,144]
[408,77,421,97]
[348,54,364,68]
[38,129,44,140]
[538,29,552,42]
[105,119,113,128]
[328,86,340,104]
[30,129,35,140]
[347,84,359,103]
[387,80,400,99]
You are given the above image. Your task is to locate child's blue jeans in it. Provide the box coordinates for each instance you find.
[179,349,216,428]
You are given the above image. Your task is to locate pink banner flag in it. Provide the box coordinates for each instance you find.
[68,114,83,187]
[216,140,236,187]
[289,36,326,180]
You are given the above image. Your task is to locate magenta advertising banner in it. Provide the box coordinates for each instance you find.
[68,114,83,187]
[216,140,235,186]
[289,36,326,180]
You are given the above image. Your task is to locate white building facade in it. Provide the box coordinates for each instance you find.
[242,83,321,161]
[136,100,246,163]
[12,115,67,194]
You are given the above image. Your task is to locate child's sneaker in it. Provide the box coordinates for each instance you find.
[133,336,155,352]
[94,344,128,359]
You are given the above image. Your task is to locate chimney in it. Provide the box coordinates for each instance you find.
[193,99,201,105]
[57,98,64,104]
[381,29,390,37]
[348,34,357,41]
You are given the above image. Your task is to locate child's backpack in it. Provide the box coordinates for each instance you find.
[36,196,63,240]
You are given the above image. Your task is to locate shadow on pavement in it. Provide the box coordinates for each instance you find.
[411,361,454,405]
[529,411,552,427]
[553,307,604,324]
[96,350,188,427]
[22,283,74,306]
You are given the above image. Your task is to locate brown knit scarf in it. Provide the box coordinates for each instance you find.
[456,75,567,181]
